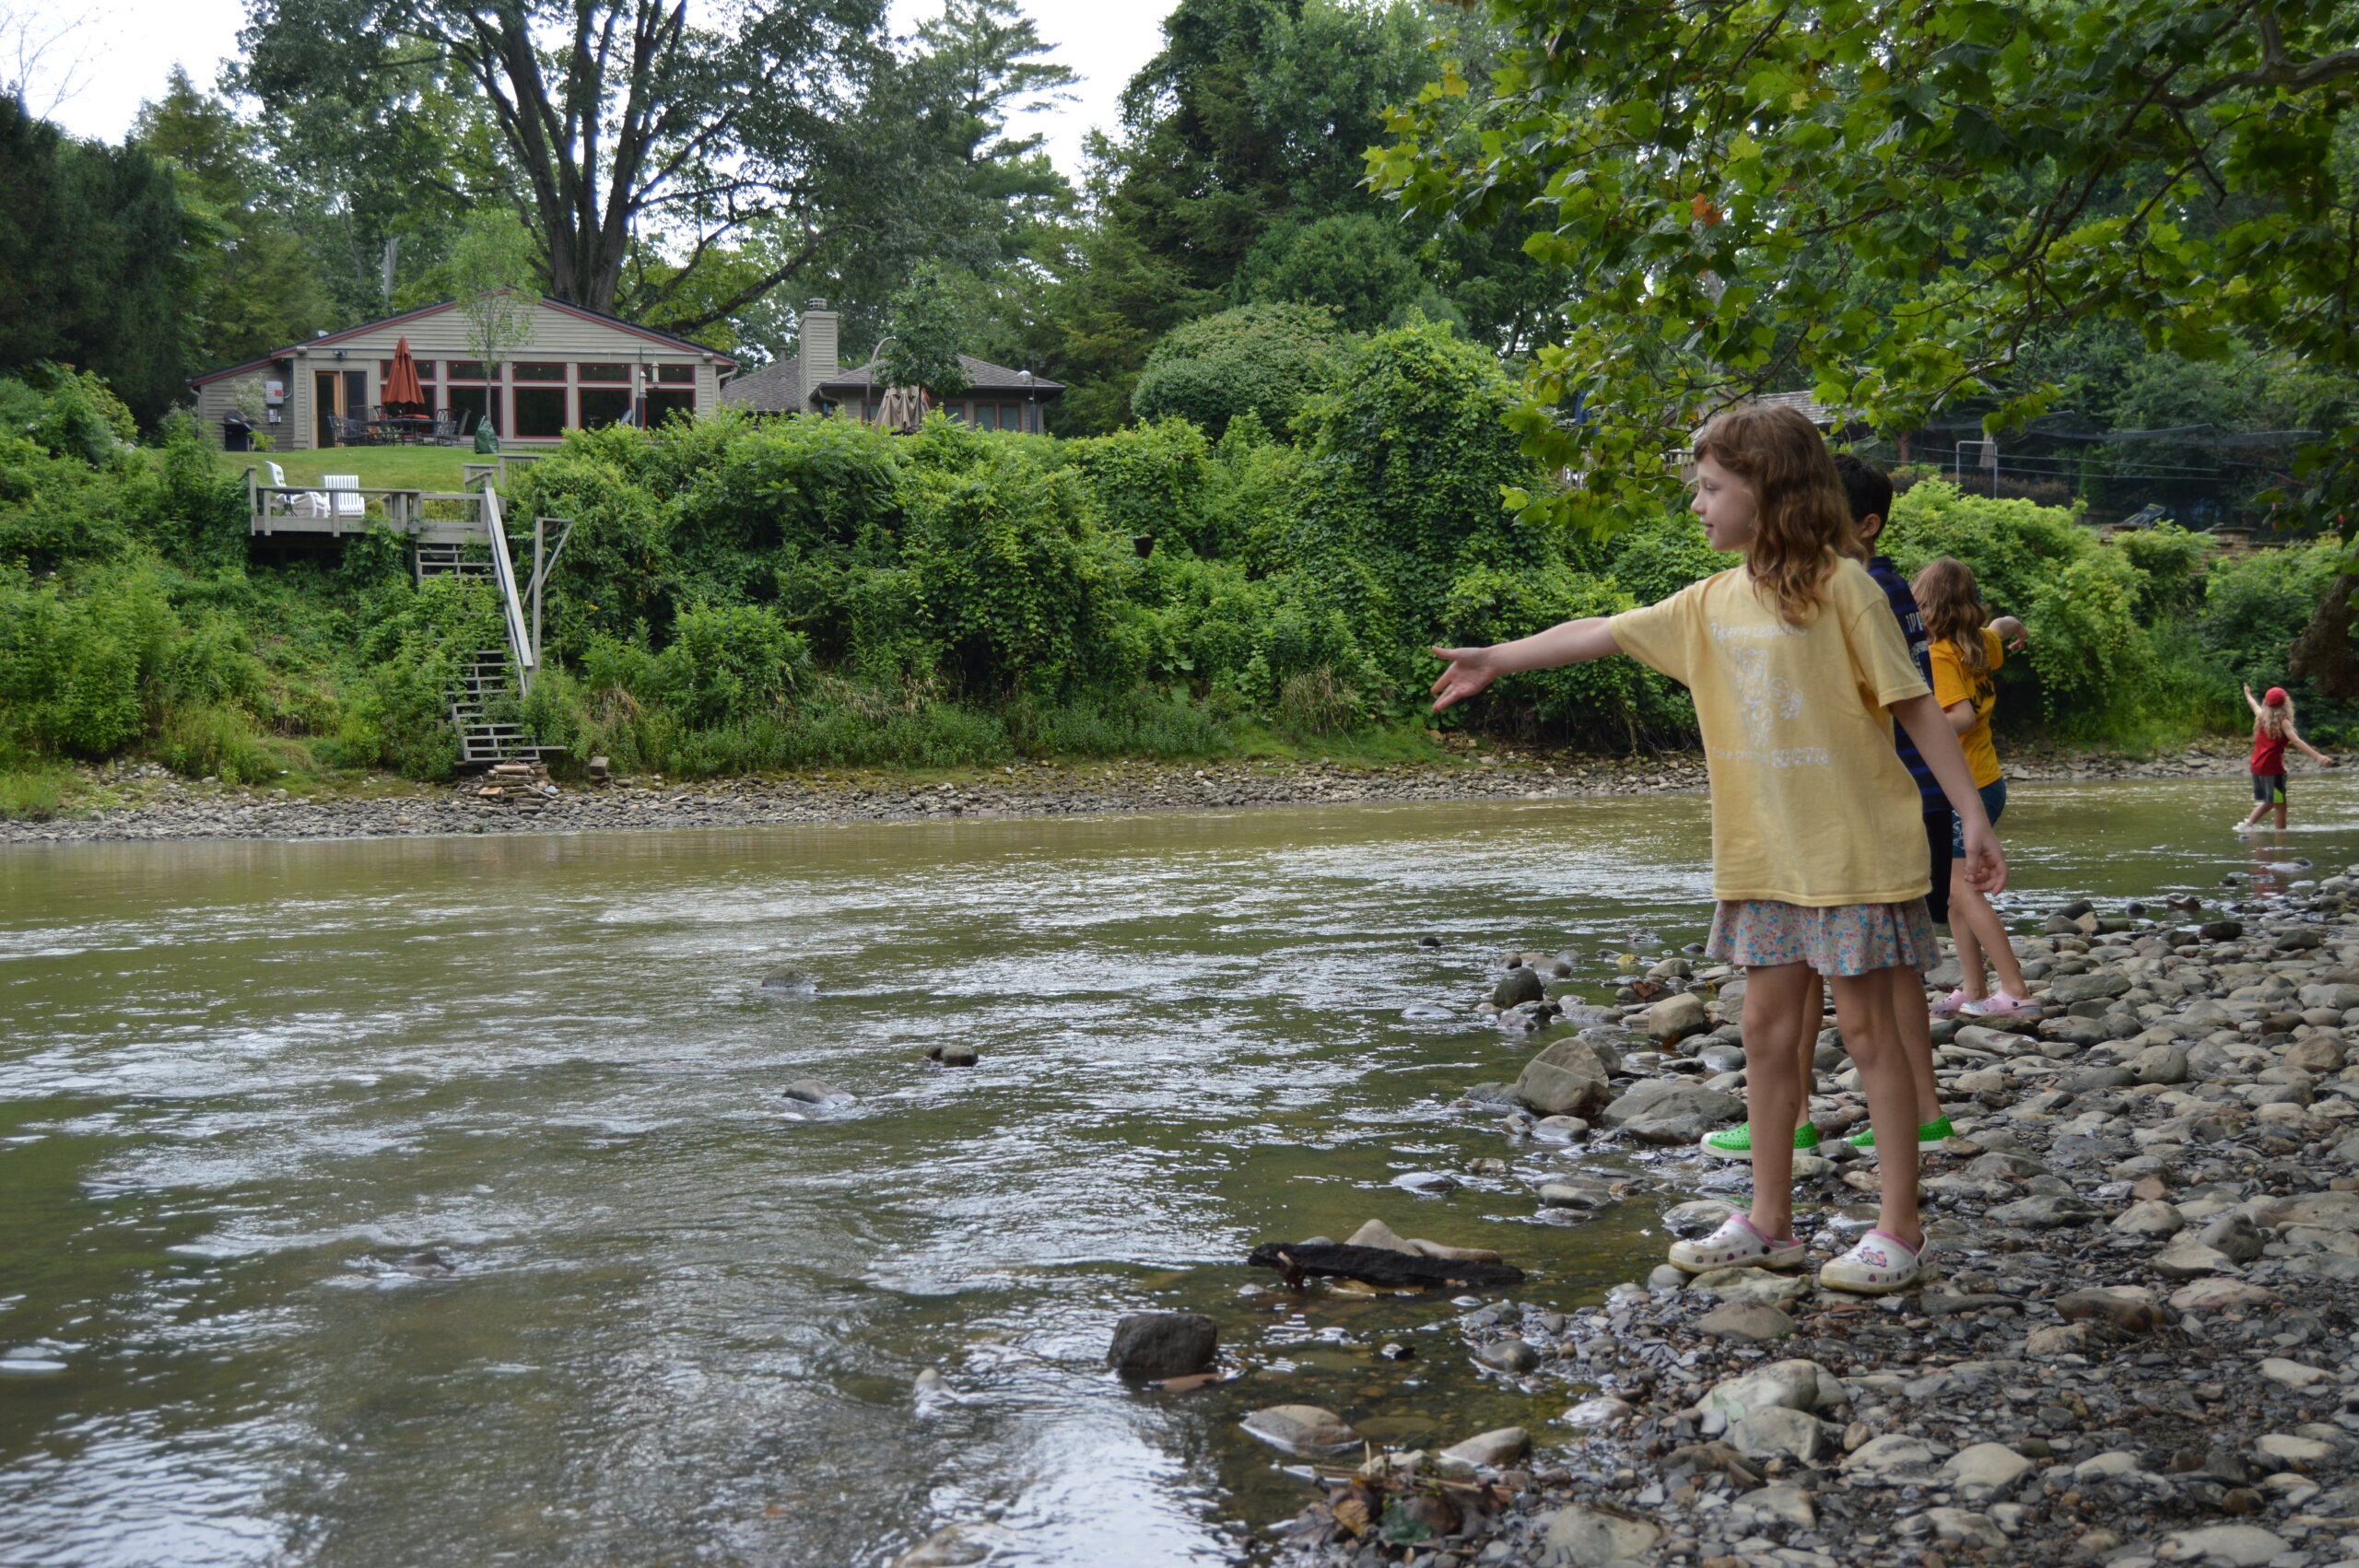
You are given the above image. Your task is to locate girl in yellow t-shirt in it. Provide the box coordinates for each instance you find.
[1429,404,2006,1294]
[1913,558,2032,1018]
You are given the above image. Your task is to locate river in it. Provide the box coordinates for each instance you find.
[4,775,2355,1566]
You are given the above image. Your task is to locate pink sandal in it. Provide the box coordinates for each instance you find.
[1818,1229,1927,1293]
[1668,1213,1807,1274]
[1931,989,1969,1018]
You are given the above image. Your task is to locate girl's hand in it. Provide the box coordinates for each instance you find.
[1961,816,2008,895]
[1429,646,1500,712]
[1991,614,2028,651]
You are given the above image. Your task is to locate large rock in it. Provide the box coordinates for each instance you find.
[2132,1045,2190,1084]
[1538,1507,1661,1567]
[1107,1313,1217,1380]
[2112,1199,2185,1238]
[2198,1212,2265,1262]
[1600,1078,1743,1133]
[781,1078,854,1106]
[1644,991,1708,1041]
[2168,1278,2275,1312]
[1493,967,1546,1008]
[1686,1266,1810,1308]
[1438,1425,1530,1471]
[892,1523,1019,1567]
[1844,1433,1938,1480]
[1925,1509,2006,1550]
[1514,1038,1615,1118]
[761,964,816,991]
[1239,1405,1358,1455]
[1730,1406,1825,1462]
[2155,1525,2290,1565]
[2058,1288,2169,1334]
[2152,1240,2239,1280]
[1696,1358,1841,1422]
[2048,968,2131,1005]
[1989,1194,2104,1228]
[1345,1218,1418,1255]
[2250,1190,2359,1230]
[1696,1302,1794,1341]
[1944,1443,2034,1500]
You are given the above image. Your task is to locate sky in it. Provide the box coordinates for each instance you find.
[27,0,1176,178]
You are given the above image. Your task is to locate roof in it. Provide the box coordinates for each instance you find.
[718,355,803,412]
[189,292,734,387]
[818,356,1063,396]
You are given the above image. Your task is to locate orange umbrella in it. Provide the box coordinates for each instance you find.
[384,336,427,415]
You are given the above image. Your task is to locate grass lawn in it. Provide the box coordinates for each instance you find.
[217,446,494,490]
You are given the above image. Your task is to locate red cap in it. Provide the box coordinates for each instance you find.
[2266,686,2290,705]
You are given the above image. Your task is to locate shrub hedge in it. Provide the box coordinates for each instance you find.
[0,328,2345,784]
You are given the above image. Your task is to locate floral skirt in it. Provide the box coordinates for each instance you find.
[1706,898,1940,977]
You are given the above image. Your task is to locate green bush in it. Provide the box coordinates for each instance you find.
[1130,304,1350,439]
[2198,539,2345,692]
[651,602,807,726]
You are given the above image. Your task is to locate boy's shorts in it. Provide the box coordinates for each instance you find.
[2253,773,2288,806]
[1926,811,1953,924]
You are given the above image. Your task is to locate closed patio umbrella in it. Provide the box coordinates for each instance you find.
[383,337,428,415]
[874,383,927,434]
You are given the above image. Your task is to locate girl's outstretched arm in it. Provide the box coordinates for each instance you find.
[2289,725,2338,766]
[2243,682,2265,716]
[1892,692,2008,894]
[1430,618,1622,711]
[1990,614,2028,650]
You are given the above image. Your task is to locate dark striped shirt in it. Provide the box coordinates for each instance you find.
[1867,554,1942,808]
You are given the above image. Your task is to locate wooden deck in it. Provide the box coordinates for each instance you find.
[246,469,492,544]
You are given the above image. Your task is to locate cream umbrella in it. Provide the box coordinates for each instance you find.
[874,383,927,434]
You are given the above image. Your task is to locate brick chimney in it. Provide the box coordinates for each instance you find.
[801,298,839,410]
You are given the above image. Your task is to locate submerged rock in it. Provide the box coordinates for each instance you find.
[1107,1312,1216,1381]
[1240,1404,1358,1456]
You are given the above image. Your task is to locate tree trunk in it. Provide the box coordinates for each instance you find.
[2288,572,2359,699]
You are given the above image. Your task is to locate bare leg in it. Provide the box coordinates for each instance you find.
[1886,966,1942,1125]
[1790,975,1824,1132]
[1949,872,2025,998]
[1950,882,1987,1001]
[2275,799,2289,830]
[1741,962,1816,1243]
[1830,968,1923,1249]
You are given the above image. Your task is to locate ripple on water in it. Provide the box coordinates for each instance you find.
[4,778,2355,1564]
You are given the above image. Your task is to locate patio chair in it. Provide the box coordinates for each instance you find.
[428,415,459,446]
[266,460,327,519]
[323,474,367,520]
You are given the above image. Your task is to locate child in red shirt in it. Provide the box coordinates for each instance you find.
[2238,684,2335,830]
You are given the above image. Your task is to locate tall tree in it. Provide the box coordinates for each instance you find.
[1372,0,2359,539]
[132,69,335,369]
[0,99,203,424]
[239,0,898,330]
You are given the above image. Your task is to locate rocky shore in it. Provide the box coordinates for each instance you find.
[0,741,2289,846]
[1266,873,2359,1568]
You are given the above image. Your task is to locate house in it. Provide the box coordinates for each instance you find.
[719,299,1062,432]
[189,295,734,450]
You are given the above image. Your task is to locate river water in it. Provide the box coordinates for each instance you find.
[6,776,2358,1567]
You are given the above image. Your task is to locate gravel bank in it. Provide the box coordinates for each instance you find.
[0,742,2293,846]
[1272,874,2359,1568]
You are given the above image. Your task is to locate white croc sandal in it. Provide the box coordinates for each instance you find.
[1817,1229,1926,1294]
[1667,1213,1807,1274]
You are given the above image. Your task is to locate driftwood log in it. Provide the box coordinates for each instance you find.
[1248,1241,1525,1292]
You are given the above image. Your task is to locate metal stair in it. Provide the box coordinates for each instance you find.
[415,544,490,583]
[448,647,559,766]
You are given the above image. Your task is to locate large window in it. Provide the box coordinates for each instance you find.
[578,387,633,427]
[512,362,566,383]
[579,363,631,382]
[655,364,695,383]
[512,387,567,439]
[646,386,694,425]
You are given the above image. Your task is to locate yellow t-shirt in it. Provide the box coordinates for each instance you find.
[1608,558,1934,907]
[1929,628,2005,789]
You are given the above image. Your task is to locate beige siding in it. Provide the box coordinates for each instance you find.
[196,299,729,449]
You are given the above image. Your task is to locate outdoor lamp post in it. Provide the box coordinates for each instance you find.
[1018,368,1035,434]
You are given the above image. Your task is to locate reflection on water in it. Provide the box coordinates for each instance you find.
[5,776,2358,1565]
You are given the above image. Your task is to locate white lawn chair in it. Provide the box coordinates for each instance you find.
[323,474,367,520]
[266,460,326,519]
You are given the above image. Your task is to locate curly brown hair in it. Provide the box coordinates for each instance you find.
[1912,556,1989,674]
[1691,404,1860,626]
